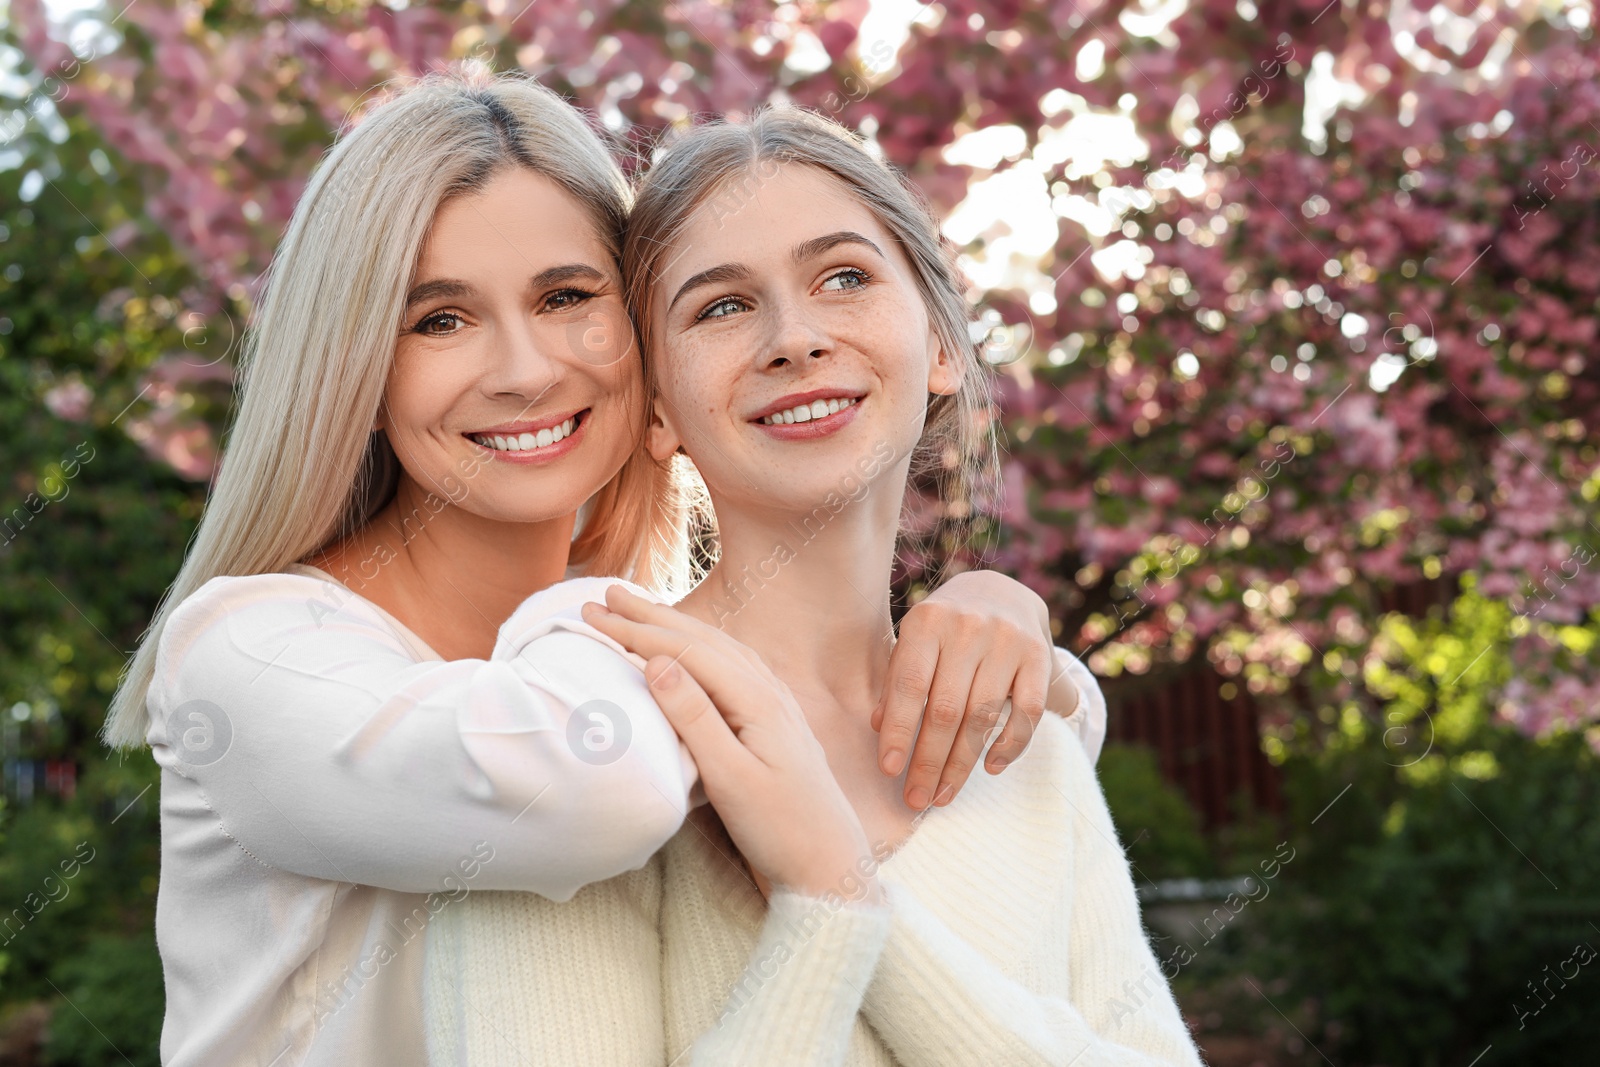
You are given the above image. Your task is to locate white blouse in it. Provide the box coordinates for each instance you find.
[147,567,695,1066]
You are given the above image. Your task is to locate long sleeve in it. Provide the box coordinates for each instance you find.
[423,824,889,1067]
[859,718,1201,1067]
[1052,644,1107,765]
[682,887,891,1066]
[147,572,698,900]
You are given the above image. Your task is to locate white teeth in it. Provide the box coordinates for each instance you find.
[761,397,856,425]
[472,417,577,452]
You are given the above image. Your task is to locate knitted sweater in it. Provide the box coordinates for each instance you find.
[424,708,1200,1066]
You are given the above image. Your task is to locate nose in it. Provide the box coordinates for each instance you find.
[480,317,560,407]
[762,294,833,369]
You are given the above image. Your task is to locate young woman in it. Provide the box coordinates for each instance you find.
[423,110,1197,1066]
[117,71,1098,1065]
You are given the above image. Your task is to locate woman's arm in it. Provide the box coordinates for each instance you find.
[583,584,900,1064]
[423,857,889,1067]
[873,569,1105,811]
[148,573,695,899]
[857,722,1201,1067]
[677,886,890,1066]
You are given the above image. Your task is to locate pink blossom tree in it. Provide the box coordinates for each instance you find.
[14,0,1599,740]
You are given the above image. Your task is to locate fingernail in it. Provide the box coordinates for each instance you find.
[906,786,930,809]
[583,601,611,616]
[882,748,905,775]
[988,754,1010,772]
[933,783,955,806]
[653,662,679,688]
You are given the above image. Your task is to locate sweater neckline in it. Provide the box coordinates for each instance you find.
[282,561,446,663]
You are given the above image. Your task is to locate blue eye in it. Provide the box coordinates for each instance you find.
[820,268,871,291]
[697,297,748,321]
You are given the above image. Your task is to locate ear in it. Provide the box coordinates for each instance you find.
[925,327,963,397]
[645,395,685,462]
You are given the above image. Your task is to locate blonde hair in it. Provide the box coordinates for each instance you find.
[104,68,688,748]
[622,108,999,564]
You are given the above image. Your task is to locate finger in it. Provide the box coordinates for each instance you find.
[985,644,1051,772]
[876,625,941,778]
[600,588,778,679]
[582,601,693,660]
[583,609,778,734]
[643,654,748,774]
[936,651,1019,802]
[903,639,986,810]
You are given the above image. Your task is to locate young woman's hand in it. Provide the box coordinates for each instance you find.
[581,585,880,903]
[873,569,1080,809]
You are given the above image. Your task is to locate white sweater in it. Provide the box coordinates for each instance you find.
[654,715,1202,1066]
[422,647,1197,1065]
[147,568,698,1066]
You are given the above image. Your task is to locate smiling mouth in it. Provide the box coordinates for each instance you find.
[756,396,862,426]
[466,409,588,453]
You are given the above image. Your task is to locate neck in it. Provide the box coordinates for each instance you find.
[676,481,904,708]
[311,476,575,657]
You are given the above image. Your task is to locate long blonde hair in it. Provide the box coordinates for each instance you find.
[104,69,688,748]
[622,108,999,563]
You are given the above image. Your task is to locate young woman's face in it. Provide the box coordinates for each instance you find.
[382,167,638,523]
[645,163,959,513]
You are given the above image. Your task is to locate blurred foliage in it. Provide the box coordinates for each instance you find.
[41,932,162,1067]
[1253,590,1600,1065]
[1,19,205,1062]
[1098,742,1215,880]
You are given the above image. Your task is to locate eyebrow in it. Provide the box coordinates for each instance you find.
[792,231,883,265]
[665,230,885,316]
[403,263,609,311]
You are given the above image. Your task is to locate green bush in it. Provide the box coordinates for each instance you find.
[43,933,163,1067]
[1254,590,1600,1065]
[1098,742,1216,881]
[1262,728,1599,1065]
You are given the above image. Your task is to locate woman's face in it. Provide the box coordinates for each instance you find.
[382,167,638,523]
[645,163,959,513]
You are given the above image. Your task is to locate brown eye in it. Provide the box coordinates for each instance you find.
[543,288,596,312]
[412,311,466,337]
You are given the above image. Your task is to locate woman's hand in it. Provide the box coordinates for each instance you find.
[873,570,1078,809]
[581,585,880,904]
